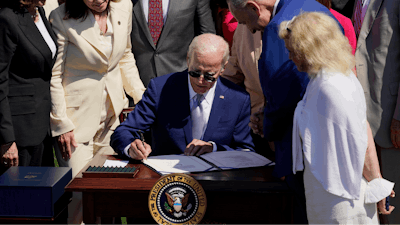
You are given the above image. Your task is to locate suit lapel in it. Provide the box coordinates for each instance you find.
[156,0,179,48]
[357,0,383,44]
[19,9,53,70]
[73,11,107,58]
[109,1,129,64]
[181,73,193,144]
[133,0,156,49]
[203,78,226,141]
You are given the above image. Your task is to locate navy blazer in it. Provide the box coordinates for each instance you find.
[0,7,57,147]
[258,0,341,178]
[111,70,254,156]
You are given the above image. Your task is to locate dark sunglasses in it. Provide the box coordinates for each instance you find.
[188,71,217,83]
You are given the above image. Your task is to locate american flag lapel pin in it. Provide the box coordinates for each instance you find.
[220,95,224,99]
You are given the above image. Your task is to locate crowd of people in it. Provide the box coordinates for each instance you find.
[0,0,399,223]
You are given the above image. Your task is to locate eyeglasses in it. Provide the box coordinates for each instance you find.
[188,71,217,83]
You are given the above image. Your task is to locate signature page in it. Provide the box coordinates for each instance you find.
[200,150,275,170]
[143,155,213,175]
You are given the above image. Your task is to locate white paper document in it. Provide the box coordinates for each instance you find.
[103,159,129,167]
[143,150,275,175]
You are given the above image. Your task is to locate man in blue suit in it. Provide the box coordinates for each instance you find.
[227,0,340,223]
[111,33,254,160]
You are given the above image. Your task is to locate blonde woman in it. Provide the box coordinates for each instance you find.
[279,12,395,223]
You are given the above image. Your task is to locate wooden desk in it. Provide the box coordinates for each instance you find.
[66,154,294,224]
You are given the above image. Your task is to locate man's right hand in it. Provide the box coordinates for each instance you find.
[57,130,78,160]
[129,139,151,160]
[1,142,18,167]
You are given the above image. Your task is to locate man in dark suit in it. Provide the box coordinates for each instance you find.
[111,33,254,159]
[130,0,216,88]
[227,0,341,223]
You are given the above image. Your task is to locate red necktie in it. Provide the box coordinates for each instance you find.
[353,0,363,39]
[148,0,163,46]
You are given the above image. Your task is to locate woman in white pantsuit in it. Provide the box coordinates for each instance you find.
[49,0,145,223]
[279,12,395,223]
[50,0,145,178]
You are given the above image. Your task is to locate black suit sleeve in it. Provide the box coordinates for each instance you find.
[195,0,216,35]
[0,15,17,145]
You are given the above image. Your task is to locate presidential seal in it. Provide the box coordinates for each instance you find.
[148,173,207,224]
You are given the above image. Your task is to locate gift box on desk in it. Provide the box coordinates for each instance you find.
[0,167,72,218]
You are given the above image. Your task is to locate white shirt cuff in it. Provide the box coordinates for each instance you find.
[124,144,132,158]
[208,141,217,152]
[365,178,394,204]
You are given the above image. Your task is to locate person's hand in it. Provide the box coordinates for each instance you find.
[129,139,151,160]
[391,118,400,148]
[57,130,78,160]
[184,139,213,156]
[1,142,18,167]
[268,141,275,152]
[378,190,395,215]
[249,107,264,137]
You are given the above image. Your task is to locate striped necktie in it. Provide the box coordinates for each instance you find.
[353,0,363,39]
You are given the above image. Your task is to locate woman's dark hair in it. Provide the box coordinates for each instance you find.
[0,0,38,10]
[64,0,118,20]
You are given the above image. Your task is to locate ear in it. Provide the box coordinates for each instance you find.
[246,1,261,16]
[220,60,228,74]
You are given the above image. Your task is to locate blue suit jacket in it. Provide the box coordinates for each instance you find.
[111,70,254,157]
[258,0,342,178]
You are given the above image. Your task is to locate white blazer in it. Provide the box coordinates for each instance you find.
[49,0,145,143]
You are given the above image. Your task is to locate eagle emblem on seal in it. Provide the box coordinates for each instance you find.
[164,187,192,218]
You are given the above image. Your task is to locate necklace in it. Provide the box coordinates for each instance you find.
[31,7,38,20]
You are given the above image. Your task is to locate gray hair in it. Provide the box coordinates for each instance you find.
[187,33,230,68]
[227,0,249,9]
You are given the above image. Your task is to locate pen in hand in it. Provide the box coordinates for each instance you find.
[139,130,146,160]
[386,196,390,211]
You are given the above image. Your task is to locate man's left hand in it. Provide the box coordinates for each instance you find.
[184,139,213,156]
[390,118,400,148]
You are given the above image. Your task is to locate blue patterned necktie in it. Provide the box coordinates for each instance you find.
[191,94,205,140]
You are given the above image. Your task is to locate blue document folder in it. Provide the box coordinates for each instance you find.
[0,167,72,217]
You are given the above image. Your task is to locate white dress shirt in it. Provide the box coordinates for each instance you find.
[361,0,371,23]
[89,11,114,124]
[35,12,57,58]
[272,0,281,18]
[187,75,217,152]
[123,75,218,158]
